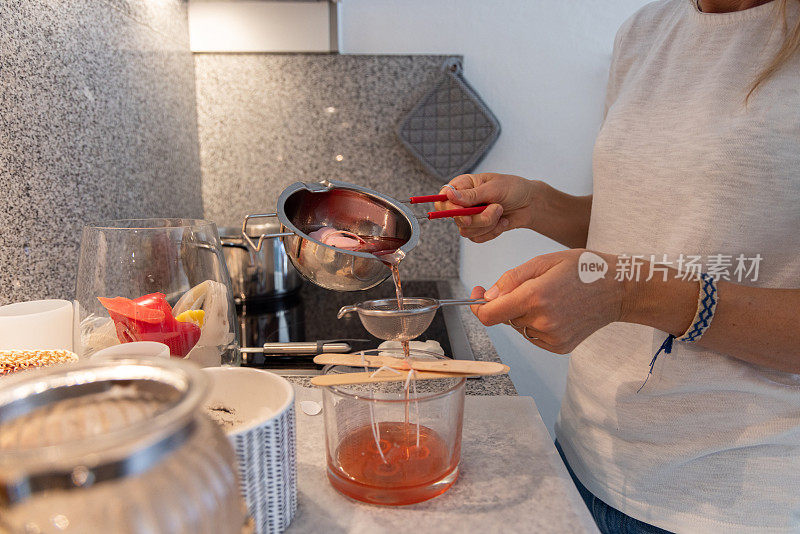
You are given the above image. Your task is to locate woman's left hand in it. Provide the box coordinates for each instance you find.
[470,249,624,354]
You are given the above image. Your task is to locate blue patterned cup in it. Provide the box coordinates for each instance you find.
[203,368,297,534]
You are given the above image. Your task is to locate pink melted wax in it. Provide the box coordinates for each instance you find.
[308,227,406,256]
[308,227,408,356]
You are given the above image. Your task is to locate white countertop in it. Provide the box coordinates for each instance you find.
[286,385,599,533]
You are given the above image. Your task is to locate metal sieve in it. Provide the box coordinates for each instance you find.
[337,297,485,342]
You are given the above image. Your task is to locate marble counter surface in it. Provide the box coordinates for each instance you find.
[441,278,515,395]
[282,278,517,396]
[287,386,598,534]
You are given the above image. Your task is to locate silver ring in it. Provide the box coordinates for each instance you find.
[523,327,539,341]
[442,183,457,193]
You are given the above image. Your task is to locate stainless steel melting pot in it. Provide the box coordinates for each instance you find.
[241,180,420,292]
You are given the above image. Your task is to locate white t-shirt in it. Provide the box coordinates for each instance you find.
[555,1,800,532]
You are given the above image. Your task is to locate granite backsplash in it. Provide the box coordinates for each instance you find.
[0,0,203,305]
[193,53,461,280]
[0,4,462,305]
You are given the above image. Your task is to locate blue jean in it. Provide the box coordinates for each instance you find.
[555,441,673,534]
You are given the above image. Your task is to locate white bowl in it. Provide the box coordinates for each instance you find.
[0,300,74,351]
[202,368,297,534]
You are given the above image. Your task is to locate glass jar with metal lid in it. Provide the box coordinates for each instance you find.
[0,357,245,533]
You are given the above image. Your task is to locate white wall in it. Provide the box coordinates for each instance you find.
[188,1,334,52]
[339,0,648,435]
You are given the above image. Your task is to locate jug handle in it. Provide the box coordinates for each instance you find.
[241,213,294,252]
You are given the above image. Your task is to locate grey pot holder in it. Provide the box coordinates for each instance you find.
[397,57,501,182]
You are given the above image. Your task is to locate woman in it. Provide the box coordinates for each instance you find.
[435,0,800,532]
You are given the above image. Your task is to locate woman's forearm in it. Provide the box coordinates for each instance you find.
[621,265,800,372]
[529,181,592,249]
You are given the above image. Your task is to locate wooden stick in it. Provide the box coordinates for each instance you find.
[310,369,474,387]
[313,353,509,375]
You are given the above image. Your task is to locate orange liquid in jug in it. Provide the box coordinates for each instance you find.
[328,422,458,505]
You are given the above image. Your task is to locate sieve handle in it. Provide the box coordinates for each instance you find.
[337,305,358,320]
[438,299,488,307]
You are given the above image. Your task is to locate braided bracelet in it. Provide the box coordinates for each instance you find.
[637,273,718,392]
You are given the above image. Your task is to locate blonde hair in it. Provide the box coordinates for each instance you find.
[748,0,800,100]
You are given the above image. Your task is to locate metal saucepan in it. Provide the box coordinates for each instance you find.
[219,221,302,302]
[241,180,421,292]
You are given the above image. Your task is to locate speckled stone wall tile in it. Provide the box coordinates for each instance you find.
[101,0,190,46]
[0,0,202,304]
[194,54,461,280]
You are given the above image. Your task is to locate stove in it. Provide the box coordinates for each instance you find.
[238,279,475,375]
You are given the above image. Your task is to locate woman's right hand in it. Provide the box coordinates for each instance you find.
[434,173,539,243]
